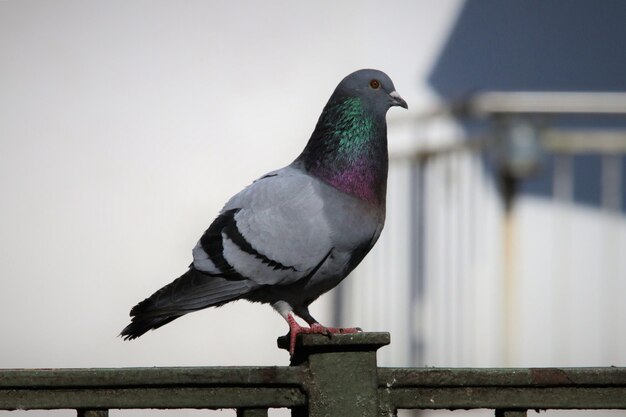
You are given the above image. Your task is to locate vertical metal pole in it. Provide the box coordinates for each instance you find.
[553,154,573,363]
[501,172,518,365]
[601,154,622,362]
[332,281,344,328]
[601,154,622,212]
[409,156,426,366]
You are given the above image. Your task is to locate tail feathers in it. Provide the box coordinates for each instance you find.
[120,267,251,340]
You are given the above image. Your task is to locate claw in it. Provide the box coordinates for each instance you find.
[285,315,363,355]
[309,323,330,336]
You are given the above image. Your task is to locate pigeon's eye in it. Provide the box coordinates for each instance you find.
[369,79,381,89]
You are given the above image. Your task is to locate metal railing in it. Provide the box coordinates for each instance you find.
[1,333,625,416]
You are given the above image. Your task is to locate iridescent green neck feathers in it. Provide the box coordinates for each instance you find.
[296,96,388,205]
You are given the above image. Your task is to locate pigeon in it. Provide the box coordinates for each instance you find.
[120,69,407,354]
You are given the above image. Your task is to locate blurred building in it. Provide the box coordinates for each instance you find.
[338,0,626,370]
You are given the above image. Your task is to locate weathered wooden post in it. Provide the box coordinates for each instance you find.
[278,332,390,417]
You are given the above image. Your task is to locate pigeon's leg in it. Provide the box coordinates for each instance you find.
[273,301,308,355]
[293,307,329,335]
[273,301,349,355]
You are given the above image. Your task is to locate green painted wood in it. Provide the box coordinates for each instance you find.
[378,367,626,387]
[377,366,626,411]
[0,387,305,410]
[306,350,379,417]
[285,332,390,417]
[278,332,390,365]
[0,366,303,388]
[379,386,626,410]
[0,333,625,414]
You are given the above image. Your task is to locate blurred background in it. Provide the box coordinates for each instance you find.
[1,1,624,416]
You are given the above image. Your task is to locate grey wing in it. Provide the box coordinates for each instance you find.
[192,166,333,286]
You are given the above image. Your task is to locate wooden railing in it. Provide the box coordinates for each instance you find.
[1,333,624,416]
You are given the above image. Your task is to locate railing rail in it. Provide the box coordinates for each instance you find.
[0,367,306,411]
[1,333,625,416]
[378,367,626,412]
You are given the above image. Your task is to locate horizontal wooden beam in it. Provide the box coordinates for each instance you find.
[0,366,304,388]
[0,387,305,410]
[379,386,626,410]
[378,367,626,387]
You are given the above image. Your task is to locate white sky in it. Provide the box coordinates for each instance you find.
[0,0,463,369]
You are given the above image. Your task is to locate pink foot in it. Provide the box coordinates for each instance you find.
[286,314,362,355]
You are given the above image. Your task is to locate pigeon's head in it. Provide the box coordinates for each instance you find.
[333,69,408,114]
[297,69,405,203]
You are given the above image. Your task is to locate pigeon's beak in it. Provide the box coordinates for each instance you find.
[389,90,408,109]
